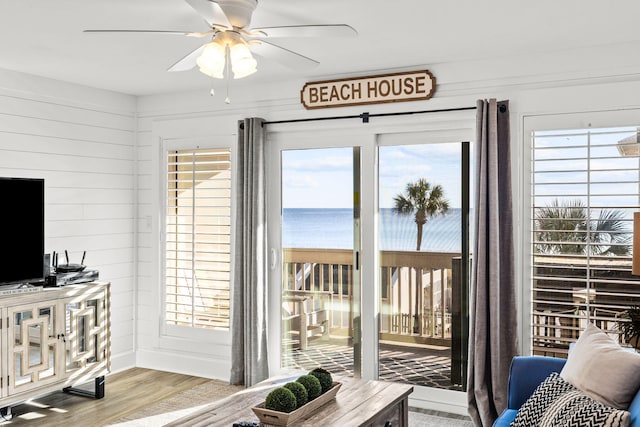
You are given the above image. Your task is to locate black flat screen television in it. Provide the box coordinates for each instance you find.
[0,177,45,285]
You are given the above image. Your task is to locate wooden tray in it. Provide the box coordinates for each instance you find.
[252,382,342,426]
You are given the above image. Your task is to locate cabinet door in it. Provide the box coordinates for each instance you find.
[7,302,60,394]
[63,288,109,377]
[0,307,5,399]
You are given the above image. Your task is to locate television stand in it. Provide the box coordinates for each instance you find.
[63,375,106,399]
[0,282,110,411]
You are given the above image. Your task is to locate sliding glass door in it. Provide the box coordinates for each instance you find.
[377,141,470,391]
[278,146,361,378]
[267,123,472,402]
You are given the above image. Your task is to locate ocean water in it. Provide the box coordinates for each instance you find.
[283,208,462,252]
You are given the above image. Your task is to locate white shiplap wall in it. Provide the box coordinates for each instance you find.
[0,68,137,371]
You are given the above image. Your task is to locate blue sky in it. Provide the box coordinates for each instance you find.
[282,144,464,209]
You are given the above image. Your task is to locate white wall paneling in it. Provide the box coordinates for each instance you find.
[0,70,137,373]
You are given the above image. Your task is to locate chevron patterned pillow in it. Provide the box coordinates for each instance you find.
[511,372,630,427]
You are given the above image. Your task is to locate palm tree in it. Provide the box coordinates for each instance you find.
[534,199,631,256]
[393,178,450,251]
[393,179,449,334]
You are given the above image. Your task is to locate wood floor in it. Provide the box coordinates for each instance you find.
[1,368,213,426]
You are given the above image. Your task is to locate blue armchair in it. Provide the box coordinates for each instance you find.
[493,356,640,427]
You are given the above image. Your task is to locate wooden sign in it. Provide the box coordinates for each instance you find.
[300,70,435,110]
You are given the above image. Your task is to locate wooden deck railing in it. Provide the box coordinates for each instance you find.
[282,249,639,357]
[531,254,638,358]
[282,248,459,347]
[532,308,622,357]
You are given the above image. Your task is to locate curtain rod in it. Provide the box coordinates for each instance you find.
[261,106,477,126]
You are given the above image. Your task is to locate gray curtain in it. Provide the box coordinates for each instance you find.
[230,117,269,387]
[467,99,517,426]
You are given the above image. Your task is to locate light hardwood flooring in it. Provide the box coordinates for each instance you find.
[1,368,213,426]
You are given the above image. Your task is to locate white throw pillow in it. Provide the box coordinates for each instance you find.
[560,323,640,409]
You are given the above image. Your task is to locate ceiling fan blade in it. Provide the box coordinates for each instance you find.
[250,24,357,39]
[184,0,232,29]
[168,45,207,72]
[250,40,319,71]
[83,29,212,38]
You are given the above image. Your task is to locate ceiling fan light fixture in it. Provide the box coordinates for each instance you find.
[196,40,226,79]
[86,0,358,91]
[229,42,257,79]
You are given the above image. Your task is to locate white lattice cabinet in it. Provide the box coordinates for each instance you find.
[0,282,110,412]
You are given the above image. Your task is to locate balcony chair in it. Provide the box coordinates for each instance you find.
[282,290,330,350]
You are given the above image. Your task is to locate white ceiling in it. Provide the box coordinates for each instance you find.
[1,0,640,96]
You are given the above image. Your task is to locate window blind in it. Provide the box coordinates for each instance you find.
[531,126,639,356]
[165,148,231,330]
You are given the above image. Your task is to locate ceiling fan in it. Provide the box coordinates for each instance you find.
[85,0,357,82]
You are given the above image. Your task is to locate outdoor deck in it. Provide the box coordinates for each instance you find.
[277,247,639,393]
[282,339,463,391]
[281,247,465,391]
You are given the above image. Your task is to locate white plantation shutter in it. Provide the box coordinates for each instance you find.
[531,125,640,356]
[165,147,231,330]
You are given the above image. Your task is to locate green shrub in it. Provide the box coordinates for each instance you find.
[309,367,333,393]
[296,374,322,401]
[265,387,297,413]
[284,381,308,408]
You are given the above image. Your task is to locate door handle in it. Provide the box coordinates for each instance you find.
[270,248,277,270]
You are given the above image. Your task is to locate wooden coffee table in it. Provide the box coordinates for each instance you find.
[166,374,413,426]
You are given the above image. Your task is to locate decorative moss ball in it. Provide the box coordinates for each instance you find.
[309,367,333,393]
[265,387,297,413]
[284,381,308,408]
[296,374,322,401]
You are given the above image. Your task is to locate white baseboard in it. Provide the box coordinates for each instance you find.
[408,386,469,417]
[109,350,136,374]
[135,349,232,382]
